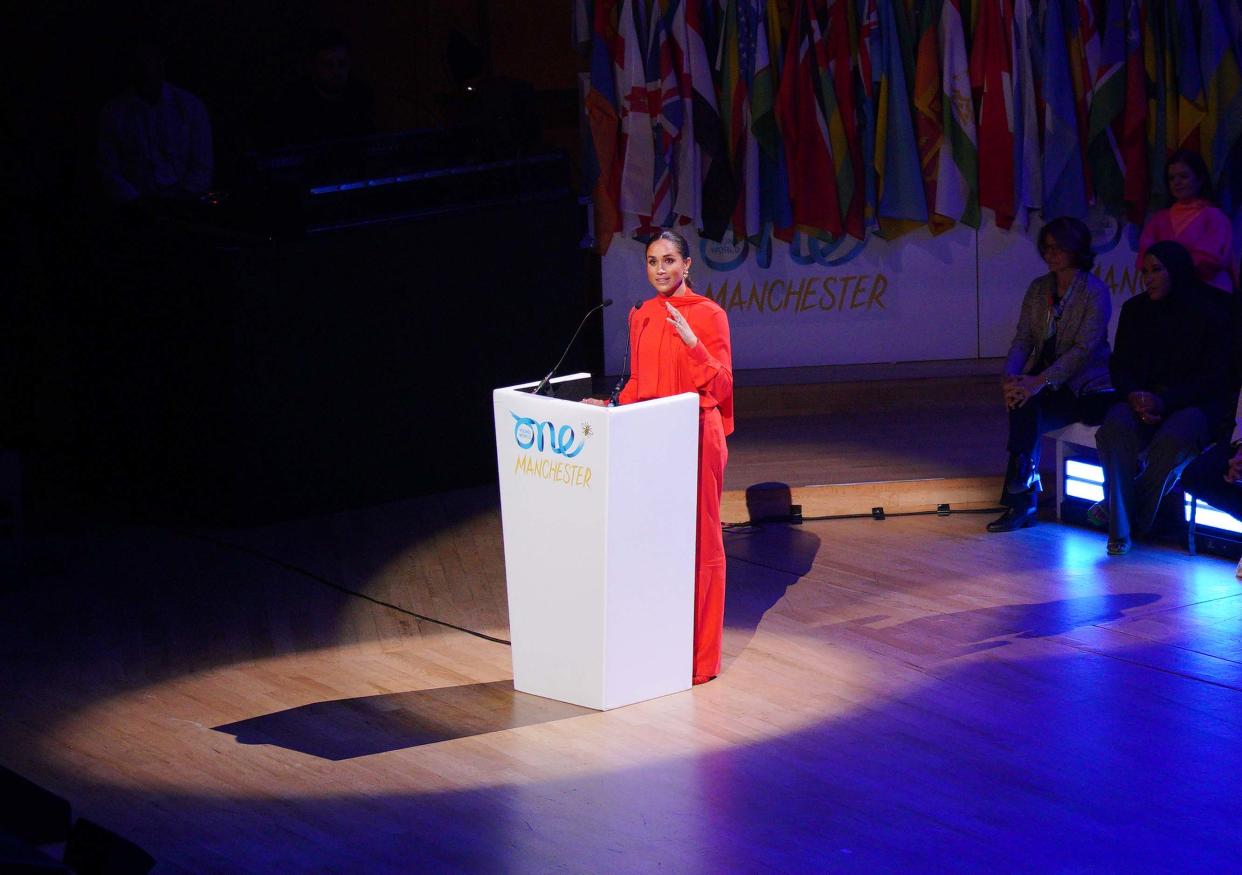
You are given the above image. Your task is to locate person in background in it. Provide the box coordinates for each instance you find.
[98,42,212,205]
[268,28,375,146]
[1094,241,1234,555]
[1137,149,1235,293]
[585,230,733,686]
[987,217,1114,533]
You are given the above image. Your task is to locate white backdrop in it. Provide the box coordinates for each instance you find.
[601,212,1142,373]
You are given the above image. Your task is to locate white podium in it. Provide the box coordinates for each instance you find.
[493,373,698,710]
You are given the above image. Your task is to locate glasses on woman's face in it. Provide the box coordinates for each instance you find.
[1039,241,1065,256]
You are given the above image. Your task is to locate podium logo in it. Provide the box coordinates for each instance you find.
[511,412,586,459]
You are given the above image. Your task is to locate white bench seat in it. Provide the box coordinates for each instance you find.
[1045,422,1100,520]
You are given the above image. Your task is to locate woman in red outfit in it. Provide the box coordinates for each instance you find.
[591,230,734,685]
[1137,149,1235,293]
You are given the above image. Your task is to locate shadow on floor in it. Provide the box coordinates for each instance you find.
[836,592,1162,659]
[724,481,823,635]
[213,680,593,760]
[723,495,823,669]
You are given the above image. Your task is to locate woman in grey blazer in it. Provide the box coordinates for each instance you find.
[988,217,1115,532]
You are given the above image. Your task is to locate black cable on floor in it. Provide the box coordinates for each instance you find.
[723,505,1007,529]
[174,528,512,647]
[800,506,1007,523]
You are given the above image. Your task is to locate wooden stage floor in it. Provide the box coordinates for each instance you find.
[4,381,1242,872]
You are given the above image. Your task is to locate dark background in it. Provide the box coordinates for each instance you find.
[1,0,599,525]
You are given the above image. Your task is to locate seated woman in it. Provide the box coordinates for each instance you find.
[1181,386,1242,577]
[1095,241,1234,554]
[988,217,1114,532]
[1137,149,1234,293]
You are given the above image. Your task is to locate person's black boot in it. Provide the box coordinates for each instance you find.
[987,504,1038,532]
[1004,452,1039,495]
[991,453,1040,531]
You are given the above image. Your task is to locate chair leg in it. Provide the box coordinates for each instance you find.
[1187,495,1198,556]
[1055,439,1067,521]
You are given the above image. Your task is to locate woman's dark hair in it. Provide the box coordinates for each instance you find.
[1142,240,1197,296]
[646,229,691,260]
[1165,148,1213,202]
[1037,216,1094,270]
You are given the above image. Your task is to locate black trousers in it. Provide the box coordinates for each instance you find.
[1095,402,1212,540]
[1000,387,1116,508]
[1181,442,1242,522]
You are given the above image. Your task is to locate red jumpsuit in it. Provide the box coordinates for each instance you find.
[618,291,734,682]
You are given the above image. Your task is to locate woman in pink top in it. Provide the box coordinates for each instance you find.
[1137,149,1235,293]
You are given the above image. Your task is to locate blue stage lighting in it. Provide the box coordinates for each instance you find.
[1185,494,1242,535]
[1065,459,1104,484]
[1065,459,1105,503]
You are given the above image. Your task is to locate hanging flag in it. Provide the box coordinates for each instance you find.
[856,0,881,233]
[936,0,979,228]
[807,0,853,238]
[824,0,864,238]
[775,0,844,237]
[1064,0,1095,202]
[1171,0,1204,152]
[1119,0,1148,225]
[971,0,1016,228]
[754,0,793,246]
[619,0,658,235]
[585,0,624,253]
[912,0,952,233]
[1220,0,1242,212]
[1226,0,1242,70]
[962,0,978,38]
[1041,0,1088,219]
[1144,0,1173,209]
[1076,0,1102,95]
[690,0,735,238]
[676,0,735,240]
[892,0,918,66]
[718,0,762,240]
[1085,0,1125,210]
[871,0,928,236]
[1200,0,1242,204]
[574,0,593,52]
[1010,0,1041,229]
[650,3,682,228]
[667,0,699,228]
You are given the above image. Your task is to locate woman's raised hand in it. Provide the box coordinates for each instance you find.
[665,301,698,348]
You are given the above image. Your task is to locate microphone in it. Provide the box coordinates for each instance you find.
[532,298,613,397]
[609,300,645,406]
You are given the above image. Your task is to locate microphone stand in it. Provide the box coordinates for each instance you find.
[532,298,613,397]
[609,300,643,406]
